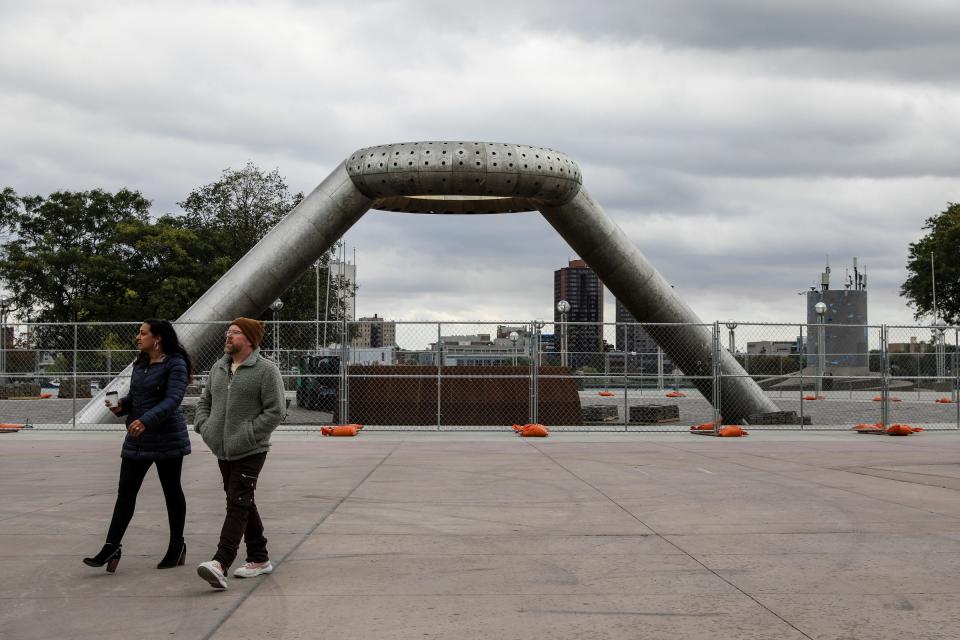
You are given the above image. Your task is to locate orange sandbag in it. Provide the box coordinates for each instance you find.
[886,424,914,436]
[716,425,748,437]
[665,391,686,398]
[0,423,25,431]
[512,423,549,437]
[39,393,52,399]
[690,422,718,431]
[874,396,901,402]
[803,395,826,401]
[520,424,549,437]
[853,423,884,433]
[935,397,954,404]
[321,424,362,437]
[597,390,615,397]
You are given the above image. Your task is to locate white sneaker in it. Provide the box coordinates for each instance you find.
[232,560,273,578]
[197,560,228,589]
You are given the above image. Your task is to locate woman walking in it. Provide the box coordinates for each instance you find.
[83,319,193,572]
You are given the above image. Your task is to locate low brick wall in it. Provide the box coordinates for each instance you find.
[0,383,42,398]
[342,365,583,426]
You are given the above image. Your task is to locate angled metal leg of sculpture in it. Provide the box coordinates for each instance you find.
[539,188,779,422]
[75,161,372,425]
[77,141,777,425]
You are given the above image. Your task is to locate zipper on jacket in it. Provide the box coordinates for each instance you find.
[221,354,254,459]
[223,364,232,457]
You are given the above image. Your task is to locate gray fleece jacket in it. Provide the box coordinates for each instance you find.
[194,348,286,461]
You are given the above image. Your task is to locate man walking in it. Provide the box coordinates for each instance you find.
[194,317,286,589]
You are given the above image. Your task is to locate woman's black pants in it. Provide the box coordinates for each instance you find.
[105,457,186,548]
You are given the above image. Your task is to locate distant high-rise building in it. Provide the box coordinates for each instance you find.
[614,299,674,373]
[805,257,869,375]
[329,260,356,320]
[554,259,603,367]
[352,314,396,348]
[615,299,659,354]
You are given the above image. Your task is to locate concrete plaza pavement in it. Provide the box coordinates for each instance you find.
[2,430,960,639]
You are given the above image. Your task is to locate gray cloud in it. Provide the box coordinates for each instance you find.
[401,0,960,57]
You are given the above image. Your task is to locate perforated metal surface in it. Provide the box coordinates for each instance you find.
[346,141,582,214]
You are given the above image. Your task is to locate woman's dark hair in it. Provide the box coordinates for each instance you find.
[135,319,194,383]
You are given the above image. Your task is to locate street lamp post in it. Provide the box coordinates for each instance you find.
[934,323,947,384]
[815,301,827,398]
[509,331,519,366]
[725,320,737,355]
[556,300,570,368]
[270,299,284,364]
[315,260,321,351]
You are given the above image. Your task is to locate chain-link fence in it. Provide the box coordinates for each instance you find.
[2,320,957,432]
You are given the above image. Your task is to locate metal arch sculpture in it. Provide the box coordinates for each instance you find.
[77,141,777,424]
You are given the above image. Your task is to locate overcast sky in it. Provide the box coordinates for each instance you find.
[2,0,959,330]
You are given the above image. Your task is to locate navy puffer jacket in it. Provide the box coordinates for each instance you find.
[118,353,191,460]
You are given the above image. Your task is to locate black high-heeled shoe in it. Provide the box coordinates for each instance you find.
[157,541,186,569]
[83,543,122,572]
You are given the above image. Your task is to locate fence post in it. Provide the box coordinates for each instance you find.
[72,323,78,429]
[880,325,889,430]
[623,327,629,431]
[955,328,959,429]
[339,317,349,424]
[529,321,539,425]
[712,322,721,430]
[436,322,442,431]
[798,323,805,429]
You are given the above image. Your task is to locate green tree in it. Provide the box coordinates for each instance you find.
[0,188,151,322]
[1,163,354,337]
[178,163,354,327]
[179,161,303,264]
[901,202,960,324]
[115,215,227,320]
